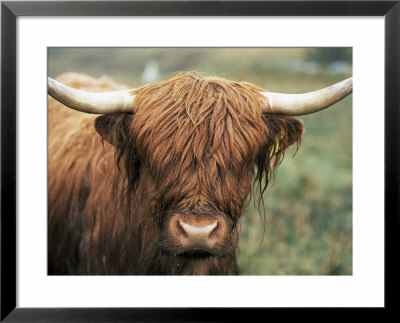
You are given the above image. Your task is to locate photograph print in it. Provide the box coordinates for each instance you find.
[47,48,352,275]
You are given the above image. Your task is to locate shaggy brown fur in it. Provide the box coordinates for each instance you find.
[48,72,303,275]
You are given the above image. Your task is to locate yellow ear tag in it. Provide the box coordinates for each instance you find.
[269,134,283,157]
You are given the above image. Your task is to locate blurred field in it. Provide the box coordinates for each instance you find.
[48,48,352,275]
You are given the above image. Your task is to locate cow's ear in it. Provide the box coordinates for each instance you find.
[95,114,133,148]
[264,115,304,156]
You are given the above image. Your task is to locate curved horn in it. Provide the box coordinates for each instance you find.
[48,77,136,114]
[261,77,352,116]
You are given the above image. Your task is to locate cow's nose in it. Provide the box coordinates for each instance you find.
[174,218,226,252]
[178,220,218,244]
[162,212,232,257]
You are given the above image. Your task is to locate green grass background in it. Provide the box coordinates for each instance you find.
[48,48,352,275]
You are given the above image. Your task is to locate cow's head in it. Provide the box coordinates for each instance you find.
[48,72,352,258]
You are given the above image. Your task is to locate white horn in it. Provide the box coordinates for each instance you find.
[48,77,136,114]
[261,77,352,115]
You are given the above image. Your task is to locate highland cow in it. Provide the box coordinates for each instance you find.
[48,72,352,275]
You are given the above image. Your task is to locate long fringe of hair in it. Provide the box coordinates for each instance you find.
[112,72,303,220]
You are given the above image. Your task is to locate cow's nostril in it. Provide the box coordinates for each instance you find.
[176,221,188,238]
[208,222,219,240]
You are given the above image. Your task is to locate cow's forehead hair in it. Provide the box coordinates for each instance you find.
[131,72,269,167]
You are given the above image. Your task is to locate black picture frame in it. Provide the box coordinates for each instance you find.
[1,1,399,321]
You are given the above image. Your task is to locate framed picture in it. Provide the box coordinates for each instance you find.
[1,1,399,321]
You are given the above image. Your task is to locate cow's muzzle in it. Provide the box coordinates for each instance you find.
[160,211,233,258]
